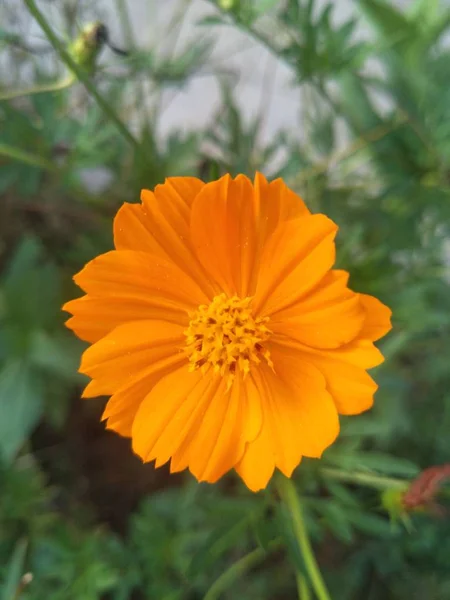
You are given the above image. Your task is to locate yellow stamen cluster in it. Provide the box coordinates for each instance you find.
[185,293,273,385]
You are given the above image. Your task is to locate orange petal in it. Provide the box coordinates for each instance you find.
[265,347,340,460]
[359,294,392,341]
[234,419,276,492]
[271,270,366,349]
[321,338,385,369]
[104,406,136,437]
[253,215,338,316]
[273,336,383,415]
[132,368,213,463]
[113,203,162,255]
[303,349,378,415]
[251,173,311,293]
[169,372,262,475]
[114,177,204,252]
[114,177,214,297]
[101,351,183,416]
[132,368,262,483]
[64,250,208,342]
[183,372,262,482]
[189,173,311,298]
[190,174,258,297]
[236,348,339,491]
[100,352,188,439]
[253,172,310,237]
[79,320,186,397]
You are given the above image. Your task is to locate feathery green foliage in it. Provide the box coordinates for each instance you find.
[1,0,450,598]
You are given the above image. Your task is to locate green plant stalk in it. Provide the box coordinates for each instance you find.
[320,467,409,491]
[276,475,332,600]
[0,144,110,205]
[24,0,141,153]
[203,540,282,600]
[114,0,151,124]
[0,74,75,102]
[115,0,135,48]
[0,142,58,171]
[291,115,408,186]
[297,573,312,600]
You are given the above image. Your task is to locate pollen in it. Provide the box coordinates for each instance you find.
[185,293,273,385]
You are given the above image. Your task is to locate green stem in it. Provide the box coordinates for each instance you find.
[276,475,332,600]
[0,142,57,171]
[0,74,75,102]
[203,541,281,600]
[114,0,151,125]
[297,573,312,600]
[115,0,135,48]
[290,116,407,187]
[320,467,408,491]
[24,0,141,152]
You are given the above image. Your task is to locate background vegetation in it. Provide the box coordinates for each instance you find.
[1,0,450,598]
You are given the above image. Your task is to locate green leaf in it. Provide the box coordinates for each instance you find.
[327,450,419,477]
[3,237,42,286]
[358,0,413,45]
[252,0,280,16]
[198,16,226,26]
[0,361,43,462]
[28,330,83,381]
[317,500,355,544]
[1,538,28,600]
[3,237,62,332]
[347,512,394,538]
[323,480,360,509]
[0,165,18,194]
[339,416,393,438]
[188,518,249,575]
[408,0,440,23]
[0,29,21,44]
[309,114,335,156]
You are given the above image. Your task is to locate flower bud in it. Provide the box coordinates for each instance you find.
[68,22,108,74]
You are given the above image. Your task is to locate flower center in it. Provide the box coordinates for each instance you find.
[185,293,273,385]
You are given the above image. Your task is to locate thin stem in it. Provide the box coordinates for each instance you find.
[115,0,135,48]
[297,573,312,600]
[290,115,408,187]
[24,0,141,152]
[154,0,195,122]
[114,0,150,126]
[315,79,343,115]
[0,74,74,101]
[203,540,281,600]
[320,467,409,491]
[0,142,58,171]
[276,475,332,600]
[0,143,109,204]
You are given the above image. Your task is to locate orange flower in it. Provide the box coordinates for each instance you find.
[63,174,391,491]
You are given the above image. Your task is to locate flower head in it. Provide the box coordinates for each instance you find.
[64,173,391,491]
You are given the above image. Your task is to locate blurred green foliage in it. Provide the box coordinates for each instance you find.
[1,0,450,598]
